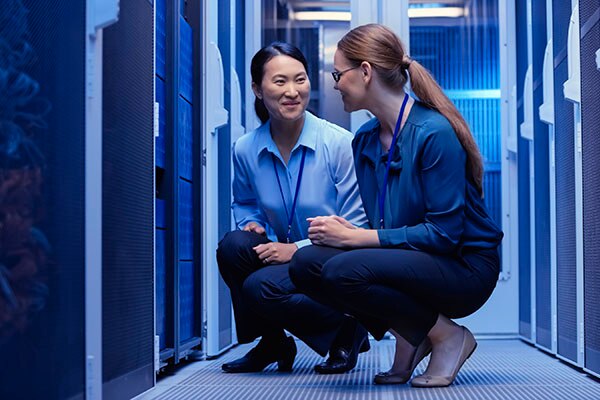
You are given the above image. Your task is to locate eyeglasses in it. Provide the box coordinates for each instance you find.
[331,66,360,83]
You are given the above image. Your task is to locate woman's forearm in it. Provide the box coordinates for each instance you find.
[346,228,381,248]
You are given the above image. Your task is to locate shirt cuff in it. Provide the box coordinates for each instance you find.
[294,239,312,249]
[377,226,408,248]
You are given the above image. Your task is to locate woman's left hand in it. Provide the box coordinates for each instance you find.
[253,242,298,264]
[307,216,354,247]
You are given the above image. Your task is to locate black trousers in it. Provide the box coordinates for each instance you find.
[289,245,500,346]
[216,230,346,356]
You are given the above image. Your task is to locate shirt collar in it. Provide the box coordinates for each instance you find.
[358,118,404,170]
[256,111,318,157]
[358,119,382,165]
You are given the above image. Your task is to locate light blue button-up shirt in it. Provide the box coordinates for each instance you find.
[232,111,368,248]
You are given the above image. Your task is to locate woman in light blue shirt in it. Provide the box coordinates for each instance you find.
[217,42,369,374]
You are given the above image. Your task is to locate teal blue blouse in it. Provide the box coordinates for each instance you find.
[352,102,503,255]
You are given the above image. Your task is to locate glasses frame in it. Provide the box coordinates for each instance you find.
[331,66,360,83]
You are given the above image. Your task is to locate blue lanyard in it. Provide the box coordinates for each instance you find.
[378,93,409,229]
[272,147,307,243]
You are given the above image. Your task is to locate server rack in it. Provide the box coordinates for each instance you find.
[101,0,155,397]
[155,0,203,366]
[0,1,88,398]
[553,0,579,365]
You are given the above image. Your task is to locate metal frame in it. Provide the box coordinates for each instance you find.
[245,0,262,131]
[539,0,557,356]
[502,0,521,333]
[153,0,159,374]
[554,0,584,369]
[580,1,600,380]
[165,0,181,363]
[190,0,207,360]
[522,0,535,344]
[202,0,230,358]
[85,1,119,398]
[500,0,519,290]
[524,0,537,347]
[568,1,585,369]
[217,0,234,354]
[229,0,247,344]
[555,0,584,368]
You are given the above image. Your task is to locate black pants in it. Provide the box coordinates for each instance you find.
[216,230,346,356]
[289,245,500,346]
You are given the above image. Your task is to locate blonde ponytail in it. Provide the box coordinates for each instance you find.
[407,61,484,194]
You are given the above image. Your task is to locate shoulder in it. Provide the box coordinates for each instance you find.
[309,113,353,142]
[355,117,380,137]
[410,104,465,169]
[233,123,266,156]
[352,117,379,150]
[411,103,460,147]
[308,113,354,154]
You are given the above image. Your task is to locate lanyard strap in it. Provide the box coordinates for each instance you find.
[378,93,409,229]
[272,147,307,243]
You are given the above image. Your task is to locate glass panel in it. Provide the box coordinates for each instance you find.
[409,0,502,230]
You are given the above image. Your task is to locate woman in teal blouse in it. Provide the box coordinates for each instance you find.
[290,24,503,387]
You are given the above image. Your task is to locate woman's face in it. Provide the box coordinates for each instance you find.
[254,55,310,123]
[333,49,366,113]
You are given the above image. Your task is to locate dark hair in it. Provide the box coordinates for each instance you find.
[250,42,309,123]
[338,24,484,195]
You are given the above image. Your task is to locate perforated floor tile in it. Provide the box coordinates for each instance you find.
[134,340,600,400]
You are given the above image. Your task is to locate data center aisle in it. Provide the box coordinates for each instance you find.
[135,339,600,400]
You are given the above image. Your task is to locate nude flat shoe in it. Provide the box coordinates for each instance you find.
[410,326,477,388]
[373,337,432,385]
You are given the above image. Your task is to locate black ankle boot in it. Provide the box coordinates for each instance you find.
[222,336,297,373]
[314,318,370,374]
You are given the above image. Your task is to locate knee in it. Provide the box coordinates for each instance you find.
[217,230,251,255]
[216,230,253,270]
[321,259,344,290]
[321,255,361,294]
[288,246,322,290]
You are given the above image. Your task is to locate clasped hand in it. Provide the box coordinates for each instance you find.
[253,242,298,264]
[307,215,356,247]
[243,222,297,264]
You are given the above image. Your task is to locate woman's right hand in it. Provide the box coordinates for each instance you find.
[307,216,354,248]
[330,215,357,229]
[308,215,379,248]
[243,222,266,236]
